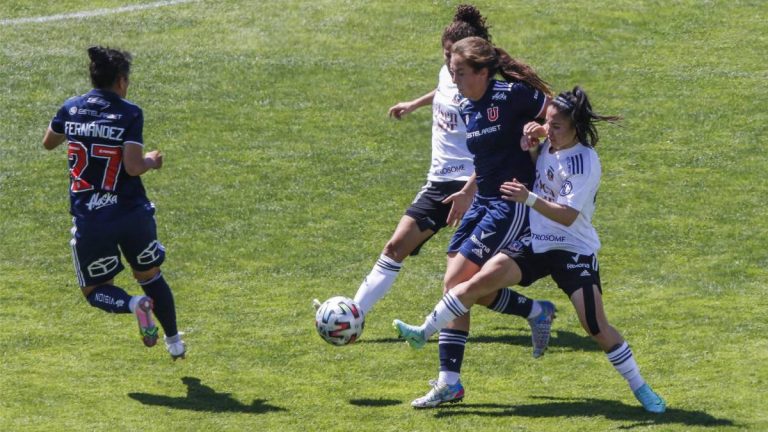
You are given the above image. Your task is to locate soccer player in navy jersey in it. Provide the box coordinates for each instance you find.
[42,46,185,360]
[394,86,666,413]
[331,5,551,344]
[394,36,555,407]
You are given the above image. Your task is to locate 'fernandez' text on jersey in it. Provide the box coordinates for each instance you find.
[50,89,150,221]
[459,80,546,196]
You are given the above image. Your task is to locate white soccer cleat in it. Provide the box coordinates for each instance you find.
[411,379,465,408]
[164,334,186,361]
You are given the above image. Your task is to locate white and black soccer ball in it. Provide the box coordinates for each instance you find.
[315,296,365,346]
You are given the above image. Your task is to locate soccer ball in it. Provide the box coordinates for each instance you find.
[315,296,365,346]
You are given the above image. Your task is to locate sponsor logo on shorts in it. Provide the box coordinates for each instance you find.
[580,270,591,277]
[567,263,590,270]
[137,240,164,265]
[469,234,492,258]
[87,256,119,278]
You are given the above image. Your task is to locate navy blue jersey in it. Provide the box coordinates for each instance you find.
[460,80,546,196]
[50,89,150,221]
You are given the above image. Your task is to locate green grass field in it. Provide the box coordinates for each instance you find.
[1,0,766,430]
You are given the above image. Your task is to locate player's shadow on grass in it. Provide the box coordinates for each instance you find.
[472,329,599,352]
[433,396,736,429]
[349,398,401,407]
[362,330,597,353]
[128,377,286,414]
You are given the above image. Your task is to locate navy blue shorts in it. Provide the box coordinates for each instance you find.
[70,203,165,287]
[501,242,601,297]
[447,195,529,266]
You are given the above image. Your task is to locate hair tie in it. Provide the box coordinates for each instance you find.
[555,95,574,110]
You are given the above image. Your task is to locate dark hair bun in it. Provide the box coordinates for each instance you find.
[87,46,108,63]
[454,4,485,27]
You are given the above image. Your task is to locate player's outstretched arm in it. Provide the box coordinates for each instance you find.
[124,143,163,176]
[388,89,436,119]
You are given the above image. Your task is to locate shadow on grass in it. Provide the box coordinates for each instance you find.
[128,377,286,414]
[431,396,736,429]
[349,398,401,407]
[471,330,599,352]
[361,330,598,353]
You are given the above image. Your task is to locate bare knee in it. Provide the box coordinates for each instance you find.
[382,240,406,263]
[133,267,160,283]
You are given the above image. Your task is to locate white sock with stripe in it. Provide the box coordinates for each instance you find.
[353,254,402,315]
[423,292,469,339]
[606,341,646,391]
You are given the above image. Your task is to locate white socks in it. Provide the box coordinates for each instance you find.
[353,254,402,315]
[607,341,646,391]
[423,292,469,339]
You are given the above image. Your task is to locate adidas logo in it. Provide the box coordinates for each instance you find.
[472,248,484,258]
[580,270,590,277]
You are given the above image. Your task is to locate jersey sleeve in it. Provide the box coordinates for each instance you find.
[123,108,144,146]
[49,104,68,134]
[510,83,547,120]
[556,152,601,211]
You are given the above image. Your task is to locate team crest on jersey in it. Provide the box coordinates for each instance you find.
[560,180,573,196]
[547,166,555,182]
[487,106,499,122]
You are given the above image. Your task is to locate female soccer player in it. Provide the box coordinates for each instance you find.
[42,46,185,360]
[393,36,556,407]
[347,5,552,337]
[394,86,666,413]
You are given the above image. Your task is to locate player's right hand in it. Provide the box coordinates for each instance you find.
[146,150,163,169]
[388,102,414,120]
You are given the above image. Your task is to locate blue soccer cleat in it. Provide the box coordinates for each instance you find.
[527,300,556,358]
[633,383,666,413]
[392,319,427,349]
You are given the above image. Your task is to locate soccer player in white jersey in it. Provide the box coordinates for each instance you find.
[325,5,552,345]
[393,87,666,413]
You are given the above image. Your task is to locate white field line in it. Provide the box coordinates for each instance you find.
[0,0,197,26]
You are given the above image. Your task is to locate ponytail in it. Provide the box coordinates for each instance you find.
[552,86,621,147]
[494,47,552,97]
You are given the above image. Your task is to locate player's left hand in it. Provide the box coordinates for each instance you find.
[499,178,528,203]
[443,190,473,227]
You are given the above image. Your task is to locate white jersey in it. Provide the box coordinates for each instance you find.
[427,65,474,182]
[530,140,601,255]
